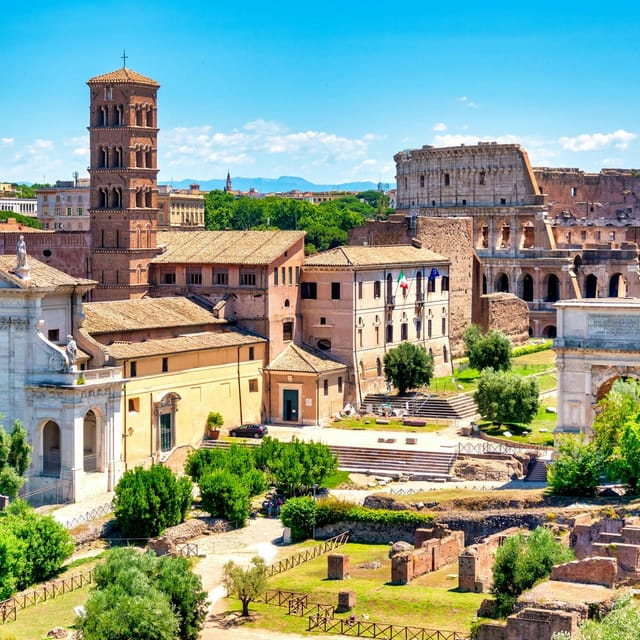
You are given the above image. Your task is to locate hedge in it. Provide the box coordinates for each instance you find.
[315,500,435,529]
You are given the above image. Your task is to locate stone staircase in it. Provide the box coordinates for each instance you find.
[361,392,478,420]
[525,458,548,482]
[329,445,458,481]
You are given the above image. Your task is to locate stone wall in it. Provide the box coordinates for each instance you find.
[478,293,529,345]
[458,527,521,593]
[477,608,579,640]
[550,557,617,588]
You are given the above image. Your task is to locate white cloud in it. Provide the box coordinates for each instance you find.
[458,96,478,109]
[1,137,14,145]
[433,122,447,132]
[559,129,636,152]
[160,121,376,174]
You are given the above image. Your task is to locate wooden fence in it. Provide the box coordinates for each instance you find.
[0,569,94,624]
[265,530,350,577]
[308,614,471,640]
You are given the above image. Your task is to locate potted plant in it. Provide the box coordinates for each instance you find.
[206,411,223,440]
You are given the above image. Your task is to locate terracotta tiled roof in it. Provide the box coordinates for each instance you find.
[266,343,347,374]
[0,255,96,289]
[153,230,305,265]
[87,67,159,87]
[83,297,222,334]
[304,245,448,268]
[106,330,264,360]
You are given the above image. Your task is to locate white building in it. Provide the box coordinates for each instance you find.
[0,198,38,217]
[0,240,121,503]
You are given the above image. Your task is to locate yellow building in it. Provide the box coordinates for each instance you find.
[157,184,205,229]
[81,297,266,469]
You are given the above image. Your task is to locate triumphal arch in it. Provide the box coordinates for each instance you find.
[554,298,640,435]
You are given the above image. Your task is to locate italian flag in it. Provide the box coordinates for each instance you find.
[397,270,409,289]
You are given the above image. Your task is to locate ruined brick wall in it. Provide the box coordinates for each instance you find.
[350,216,478,355]
[458,527,522,593]
[535,168,640,221]
[550,558,617,588]
[505,608,579,640]
[571,517,625,559]
[390,528,464,584]
[479,293,529,345]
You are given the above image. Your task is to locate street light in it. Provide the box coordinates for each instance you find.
[312,483,318,540]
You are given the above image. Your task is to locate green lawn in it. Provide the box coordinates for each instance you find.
[221,543,486,634]
[480,397,557,447]
[330,416,448,433]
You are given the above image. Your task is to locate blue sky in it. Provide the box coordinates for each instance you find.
[2,0,639,186]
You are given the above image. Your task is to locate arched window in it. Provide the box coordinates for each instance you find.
[585,274,598,298]
[546,274,560,302]
[376,357,382,377]
[284,299,290,307]
[83,410,98,472]
[522,274,534,301]
[496,273,509,293]
[145,191,152,208]
[609,273,625,298]
[416,271,423,301]
[386,273,393,303]
[42,420,61,476]
[443,345,448,362]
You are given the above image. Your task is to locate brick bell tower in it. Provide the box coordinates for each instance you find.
[87,61,160,301]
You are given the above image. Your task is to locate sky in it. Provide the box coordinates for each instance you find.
[2,0,640,187]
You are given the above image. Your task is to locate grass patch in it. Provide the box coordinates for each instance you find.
[223,543,485,634]
[331,416,448,433]
[479,397,556,447]
[403,487,549,510]
[321,470,351,489]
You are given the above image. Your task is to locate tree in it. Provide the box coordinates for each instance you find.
[608,415,640,493]
[267,438,338,497]
[492,527,573,616]
[465,327,512,372]
[0,418,32,499]
[547,435,602,497]
[199,468,250,525]
[474,369,539,425]
[592,379,640,462]
[280,496,316,541]
[78,547,207,640]
[114,465,193,538]
[0,500,74,598]
[223,556,268,617]
[383,342,434,395]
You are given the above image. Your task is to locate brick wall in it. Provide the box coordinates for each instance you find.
[479,293,529,345]
[550,557,617,588]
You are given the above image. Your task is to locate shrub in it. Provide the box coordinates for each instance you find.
[512,340,553,357]
[199,468,250,525]
[0,500,74,598]
[114,465,193,538]
[548,435,602,497]
[315,499,435,529]
[492,527,573,616]
[280,496,316,541]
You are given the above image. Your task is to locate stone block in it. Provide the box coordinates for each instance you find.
[327,553,350,580]
[337,590,356,612]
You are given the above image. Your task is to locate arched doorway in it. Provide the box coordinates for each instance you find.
[585,274,598,298]
[521,274,534,302]
[495,273,509,293]
[42,420,61,476]
[609,273,625,298]
[83,410,98,472]
[154,392,181,453]
[542,325,557,338]
[546,274,560,302]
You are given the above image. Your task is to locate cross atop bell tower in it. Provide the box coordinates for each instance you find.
[87,66,160,301]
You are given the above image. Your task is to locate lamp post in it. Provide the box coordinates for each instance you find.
[312,483,318,540]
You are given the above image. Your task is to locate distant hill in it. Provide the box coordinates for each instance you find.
[162,176,390,194]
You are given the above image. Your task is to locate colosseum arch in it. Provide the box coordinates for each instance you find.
[555,298,640,435]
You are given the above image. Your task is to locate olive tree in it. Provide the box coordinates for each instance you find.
[383,342,434,395]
